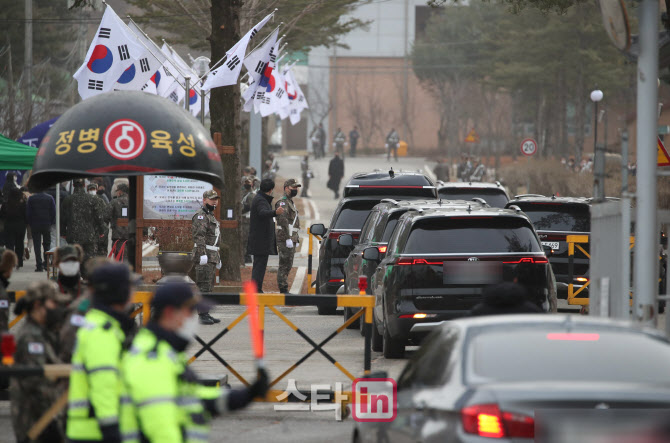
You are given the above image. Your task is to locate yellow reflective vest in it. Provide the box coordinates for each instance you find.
[121,324,225,443]
[66,307,127,441]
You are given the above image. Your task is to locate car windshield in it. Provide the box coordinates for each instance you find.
[403,217,541,254]
[439,188,509,208]
[333,200,381,229]
[468,328,670,385]
[514,203,590,232]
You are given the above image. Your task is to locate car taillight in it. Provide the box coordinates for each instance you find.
[398,313,436,319]
[1,333,16,365]
[378,245,388,253]
[396,258,442,265]
[462,404,534,439]
[328,231,360,240]
[503,257,548,264]
[328,279,345,283]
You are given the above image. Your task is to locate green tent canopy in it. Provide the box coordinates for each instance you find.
[0,133,38,170]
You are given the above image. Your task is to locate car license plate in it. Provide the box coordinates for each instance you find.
[542,241,560,250]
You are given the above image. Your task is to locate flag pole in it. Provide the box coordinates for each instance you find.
[199,18,283,85]
[126,16,188,90]
[200,89,206,125]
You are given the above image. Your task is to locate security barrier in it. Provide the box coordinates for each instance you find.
[3,290,374,409]
[567,235,591,306]
[567,235,637,307]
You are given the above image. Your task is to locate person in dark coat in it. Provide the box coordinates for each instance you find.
[469,282,543,317]
[26,190,56,272]
[327,152,345,199]
[247,178,285,292]
[4,188,27,268]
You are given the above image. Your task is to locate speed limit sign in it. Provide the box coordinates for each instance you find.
[521,138,537,156]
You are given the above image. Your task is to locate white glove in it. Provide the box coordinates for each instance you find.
[199,254,208,266]
[217,261,222,270]
[286,239,294,249]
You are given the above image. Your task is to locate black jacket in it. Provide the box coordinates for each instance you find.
[247,192,278,256]
[26,192,56,228]
[328,157,345,191]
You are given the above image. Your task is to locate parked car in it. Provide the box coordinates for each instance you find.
[437,181,510,208]
[310,170,437,315]
[353,315,670,442]
[505,195,591,300]
[340,199,485,329]
[364,205,556,358]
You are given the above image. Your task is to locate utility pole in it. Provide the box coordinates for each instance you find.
[633,0,659,326]
[24,0,33,132]
[403,0,409,145]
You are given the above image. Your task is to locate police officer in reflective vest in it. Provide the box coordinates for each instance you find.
[120,281,269,443]
[191,190,221,325]
[66,262,139,443]
[275,179,301,294]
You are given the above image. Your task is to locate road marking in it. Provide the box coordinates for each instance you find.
[290,266,306,294]
[308,198,320,222]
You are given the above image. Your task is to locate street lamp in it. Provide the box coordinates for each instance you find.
[591,89,604,201]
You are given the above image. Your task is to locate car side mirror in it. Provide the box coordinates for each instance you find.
[310,223,326,237]
[542,244,554,257]
[363,246,381,261]
[338,234,353,247]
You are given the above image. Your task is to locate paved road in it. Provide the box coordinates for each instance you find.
[4,153,662,442]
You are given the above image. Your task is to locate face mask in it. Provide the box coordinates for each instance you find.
[46,306,65,328]
[244,184,252,190]
[205,203,216,212]
[59,261,80,277]
[97,190,104,195]
[176,313,199,340]
[289,189,298,198]
[88,191,96,195]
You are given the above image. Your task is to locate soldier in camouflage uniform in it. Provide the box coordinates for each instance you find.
[0,247,17,391]
[0,247,18,335]
[109,183,130,259]
[10,281,67,443]
[88,183,111,257]
[51,245,88,363]
[192,189,222,325]
[275,179,301,294]
[61,179,105,269]
[241,176,256,264]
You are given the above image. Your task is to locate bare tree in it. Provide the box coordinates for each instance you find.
[343,73,388,150]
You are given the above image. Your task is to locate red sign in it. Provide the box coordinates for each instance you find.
[104,119,147,160]
[521,138,537,156]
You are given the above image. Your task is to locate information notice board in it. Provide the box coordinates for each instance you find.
[142,175,212,220]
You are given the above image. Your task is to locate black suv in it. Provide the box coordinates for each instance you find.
[364,206,556,358]
[437,181,509,208]
[505,195,590,299]
[310,170,437,315]
[340,199,485,328]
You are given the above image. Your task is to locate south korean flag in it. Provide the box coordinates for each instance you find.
[242,30,279,113]
[202,11,273,91]
[73,5,144,100]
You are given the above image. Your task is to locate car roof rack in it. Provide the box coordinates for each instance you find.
[380,198,399,205]
[471,197,490,207]
[513,194,546,199]
[508,205,522,213]
[495,181,502,187]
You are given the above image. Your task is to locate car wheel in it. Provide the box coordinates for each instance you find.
[372,316,383,353]
[383,325,404,359]
[318,305,337,315]
[343,307,361,329]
